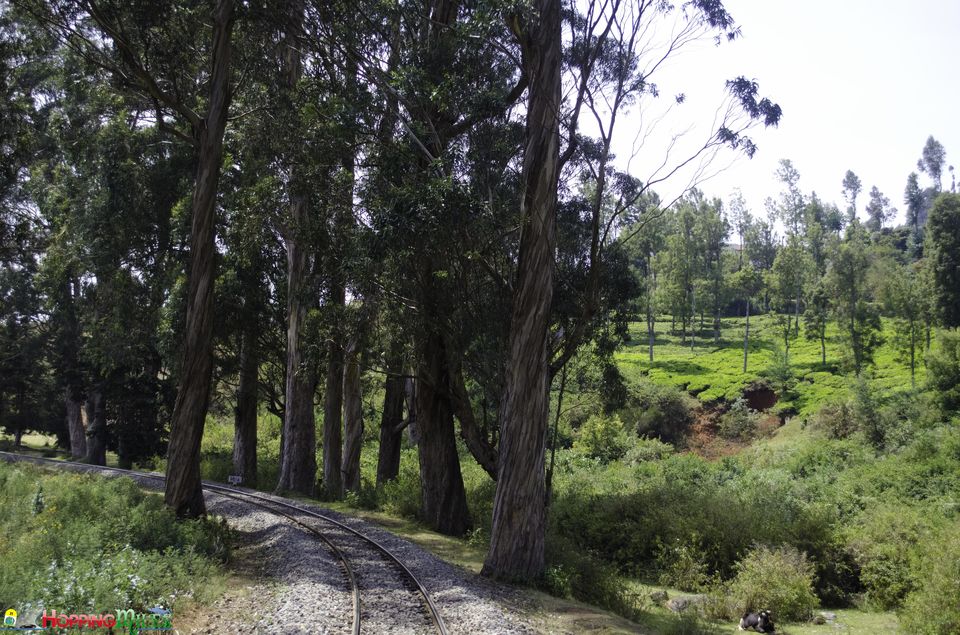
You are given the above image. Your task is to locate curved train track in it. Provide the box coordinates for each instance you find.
[0,451,449,635]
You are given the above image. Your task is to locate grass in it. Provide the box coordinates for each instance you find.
[0,460,229,623]
[6,310,933,633]
[617,315,925,417]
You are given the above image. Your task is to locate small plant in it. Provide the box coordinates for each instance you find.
[811,400,857,439]
[32,484,45,515]
[900,522,960,635]
[718,398,759,441]
[726,544,818,622]
[655,537,713,592]
[843,504,931,610]
[763,345,796,398]
[623,437,674,464]
[851,373,886,450]
[573,413,633,463]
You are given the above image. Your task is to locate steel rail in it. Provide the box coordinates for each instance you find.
[0,451,449,635]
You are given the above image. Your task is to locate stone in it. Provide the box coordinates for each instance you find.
[649,590,669,603]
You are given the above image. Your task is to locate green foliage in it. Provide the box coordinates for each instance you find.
[828,222,884,373]
[619,379,695,444]
[718,398,759,441]
[573,413,633,463]
[925,193,960,327]
[655,537,714,592]
[550,451,838,584]
[725,545,819,621]
[543,533,646,621]
[851,374,886,450]
[842,504,935,610]
[926,329,960,413]
[811,400,858,439]
[762,344,796,398]
[900,522,960,635]
[623,437,675,464]
[0,463,227,614]
[617,315,924,418]
[379,449,422,520]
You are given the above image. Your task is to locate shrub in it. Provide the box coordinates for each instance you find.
[0,463,227,614]
[379,449,421,519]
[655,537,713,592]
[726,545,818,622]
[843,504,936,610]
[718,398,759,441]
[573,413,633,463]
[851,374,887,450]
[623,437,674,464]
[926,329,960,414]
[811,400,858,439]
[762,346,796,398]
[900,522,960,635]
[543,533,645,621]
[621,380,695,444]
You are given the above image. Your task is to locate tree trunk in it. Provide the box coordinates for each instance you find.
[545,362,567,508]
[417,330,471,536]
[276,211,318,495]
[323,335,344,499]
[65,387,86,459]
[483,0,561,581]
[84,389,107,466]
[323,51,357,499]
[715,306,721,345]
[820,329,826,366]
[447,350,498,479]
[795,287,801,338]
[276,0,317,497]
[341,340,363,493]
[164,0,235,518]
[742,299,750,373]
[647,297,655,362]
[910,318,916,389]
[405,377,419,445]
[376,346,406,486]
[233,320,259,486]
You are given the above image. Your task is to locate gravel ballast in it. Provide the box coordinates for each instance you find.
[0,454,541,635]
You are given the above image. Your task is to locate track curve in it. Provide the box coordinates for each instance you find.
[0,451,449,635]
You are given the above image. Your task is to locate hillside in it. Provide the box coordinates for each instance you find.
[616,315,922,418]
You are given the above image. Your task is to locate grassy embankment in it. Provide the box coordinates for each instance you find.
[0,457,230,629]
[6,315,953,633]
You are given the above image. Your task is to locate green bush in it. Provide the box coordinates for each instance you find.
[550,451,838,583]
[718,398,759,441]
[900,522,960,635]
[655,537,713,592]
[811,400,858,439]
[379,449,421,519]
[926,329,960,414]
[0,463,227,614]
[725,545,818,621]
[623,437,675,464]
[620,380,695,444]
[843,504,936,609]
[543,533,645,621]
[851,374,887,450]
[573,413,633,463]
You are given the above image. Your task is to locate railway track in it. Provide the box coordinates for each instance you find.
[0,451,449,635]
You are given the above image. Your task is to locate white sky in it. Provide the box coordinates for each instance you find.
[612,0,960,229]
